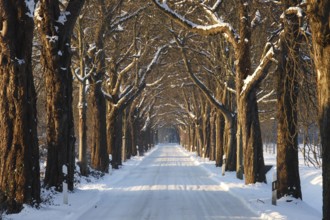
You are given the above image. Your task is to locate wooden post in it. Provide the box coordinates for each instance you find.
[109,154,112,175]
[222,155,226,176]
[272,171,277,205]
[202,147,205,162]
[62,165,68,204]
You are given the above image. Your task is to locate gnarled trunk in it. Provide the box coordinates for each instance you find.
[225,115,237,171]
[0,1,40,213]
[238,91,266,183]
[215,112,225,167]
[38,0,85,191]
[90,16,109,173]
[235,1,266,183]
[107,106,122,169]
[307,0,330,218]
[90,80,109,172]
[276,1,302,199]
[209,110,216,161]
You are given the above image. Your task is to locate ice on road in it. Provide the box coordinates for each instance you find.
[77,144,260,220]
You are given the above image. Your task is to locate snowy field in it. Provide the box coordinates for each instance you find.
[4,144,322,220]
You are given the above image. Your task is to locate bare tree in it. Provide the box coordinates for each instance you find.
[152,0,276,183]
[306,0,330,218]
[0,0,40,213]
[37,0,85,190]
[276,0,303,200]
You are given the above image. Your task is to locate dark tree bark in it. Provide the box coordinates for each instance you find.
[107,107,122,169]
[276,0,302,199]
[122,109,128,162]
[225,115,237,172]
[0,1,40,213]
[209,109,216,161]
[89,5,109,173]
[38,0,85,190]
[129,105,138,156]
[90,78,109,172]
[307,0,330,218]
[235,1,266,183]
[215,112,225,167]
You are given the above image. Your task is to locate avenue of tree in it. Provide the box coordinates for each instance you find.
[0,0,329,219]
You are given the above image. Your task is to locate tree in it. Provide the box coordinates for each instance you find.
[86,0,146,171]
[87,0,109,173]
[73,16,91,176]
[276,1,303,199]
[306,0,330,218]
[0,0,40,213]
[152,0,274,183]
[37,0,85,190]
[173,32,237,171]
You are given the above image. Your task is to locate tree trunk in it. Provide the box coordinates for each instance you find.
[115,111,123,167]
[0,1,40,213]
[238,91,266,183]
[307,1,330,218]
[276,1,302,199]
[77,18,88,176]
[107,106,122,169]
[129,106,138,156]
[90,80,109,172]
[209,109,216,161]
[236,1,266,184]
[38,0,85,191]
[215,112,225,167]
[122,109,128,161]
[202,106,210,158]
[225,116,237,171]
[90,14,108,173]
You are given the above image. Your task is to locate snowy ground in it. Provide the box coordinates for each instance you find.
[4,143,322,220]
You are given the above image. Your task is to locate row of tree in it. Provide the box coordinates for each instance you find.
[149,0,329,219]
[0,0,329,219]
[0,0,164,213]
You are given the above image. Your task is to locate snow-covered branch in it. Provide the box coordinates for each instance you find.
[112,58,138,95]
[174,36,233,120]
[241,44,277,96]
[211,0,223,12]
[119,85,133,100]
[74,65,94,83]
[101,86,114,102]
[257,90,275,103]
[282,7,304,18]
[113,45,168,111]
[281,6,305,28]
[151,0,238,49]
[146,75,165,87]
[145,45,168,75]
[110,5,150,31]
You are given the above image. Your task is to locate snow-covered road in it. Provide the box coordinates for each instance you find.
[76,144,260,220]
[7,143,322,220]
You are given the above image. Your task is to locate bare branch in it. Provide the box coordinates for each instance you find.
[151,0,238,49]
[241,44,277,96]
[257,89,275,103]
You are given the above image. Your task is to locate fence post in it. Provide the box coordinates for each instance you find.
[62,165,68,205]
[202,147,205,162]
[136,145,139,157]
[109,154,112,175]
[272,171,277,205]
[222,155,226,176]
